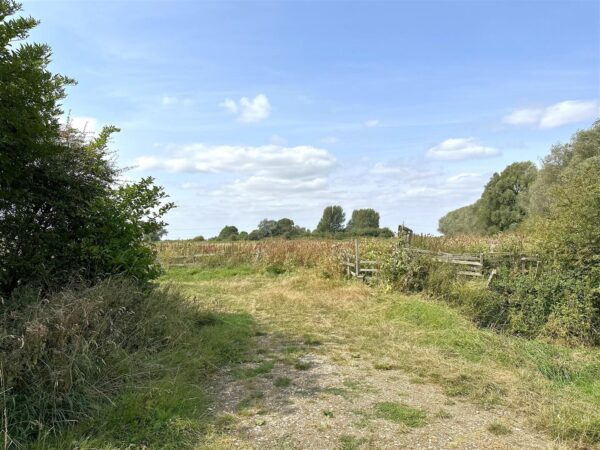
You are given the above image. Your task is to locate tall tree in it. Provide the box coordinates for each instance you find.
[316,205,346,233]
[527,121,600,216]
[478,162,537,233]
[347,208,380,230]
[218,225,239,240]
[438,202,484,235]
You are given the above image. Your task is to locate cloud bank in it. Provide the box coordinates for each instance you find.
[503,100,598,128]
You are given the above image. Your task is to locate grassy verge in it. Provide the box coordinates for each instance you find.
[162,266,600,446]
[5,280,256,450]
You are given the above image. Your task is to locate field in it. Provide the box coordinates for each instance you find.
[36,239,600,449]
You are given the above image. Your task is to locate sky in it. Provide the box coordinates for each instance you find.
[22,0,600,238]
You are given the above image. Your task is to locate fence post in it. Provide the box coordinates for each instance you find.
[354,239,360,277]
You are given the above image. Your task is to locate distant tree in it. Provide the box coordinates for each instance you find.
[251,219,277,239]
[191,235,205,241]
[438,202,485,235]
[378,227,395,238]
[316,206,346,233]
[218,225,239,240]
[347,208,380,230]
[238,231,249,240]
[478,162,537,233]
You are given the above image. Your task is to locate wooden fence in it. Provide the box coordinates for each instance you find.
[344,240,541,283]
[344,239,380,280]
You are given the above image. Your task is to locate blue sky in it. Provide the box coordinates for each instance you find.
[23,0,600,237]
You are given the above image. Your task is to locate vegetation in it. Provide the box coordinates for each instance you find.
[0,1,173,299]
[316,205,346,233]
[1,1,598,448]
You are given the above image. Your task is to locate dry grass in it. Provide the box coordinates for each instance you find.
[168,268,599,447]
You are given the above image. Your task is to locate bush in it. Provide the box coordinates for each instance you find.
[0,3,173,301]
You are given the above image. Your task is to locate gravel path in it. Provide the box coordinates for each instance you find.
[205,334,560,450]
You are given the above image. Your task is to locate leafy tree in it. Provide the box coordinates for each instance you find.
[0,2,173,300]
[218,225,239,240]
[527,121,600,216]
[316,206,346,233]
[528,156,600,271]
[377,227,395,238]
[191,235,205,241]
[347,208,380,230]
[477,162,537,233]
[256,219,278,238]
[438,202,484,235]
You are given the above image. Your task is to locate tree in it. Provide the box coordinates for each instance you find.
[347,208,380,230]
[477,162,537,233]
[316,206,346,233]
[218,225,239,240]
[438,202,484,235]
[0,2,173,300]
[529,156,600,271]
[527,121,600,216]
[256,219,278,238]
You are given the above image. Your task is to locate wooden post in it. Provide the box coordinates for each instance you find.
[354,239,360,278]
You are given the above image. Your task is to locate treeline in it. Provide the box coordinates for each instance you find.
[195,207,395,241]
[431,122,600,345]
[439,122,600,239]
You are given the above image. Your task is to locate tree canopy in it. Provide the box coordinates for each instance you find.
[316,206,346,233]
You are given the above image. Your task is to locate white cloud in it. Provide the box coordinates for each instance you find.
[162,95,193,106]
[426,138,500,160]
[220,94,271,123]
[136,144,335,178]
[365,119,379,128]
[503,100,599,128]
[321,136,338,144]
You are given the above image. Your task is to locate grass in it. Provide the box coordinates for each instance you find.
[487,422,512,435]
[37,264,600,447]
[157,266,600,446]
[374,402,427,427]
[31,307,256,449]
[274,376,292,388]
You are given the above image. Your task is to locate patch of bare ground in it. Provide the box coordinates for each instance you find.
[204,333,560,450]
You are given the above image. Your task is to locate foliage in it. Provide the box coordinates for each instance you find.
[316,205,346,233]
[478,161,538,233]
[0,3,173,301]
[526,156,600,273]
[527,120,600,216]
[438,202,484,235]
[347,208,380,231]
[1,279,255,447]
[218,225,239,240]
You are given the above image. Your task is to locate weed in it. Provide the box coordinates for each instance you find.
[487,422,512,435]
[339,434,367,449]
[374,402,427,427]
[274,376,292,388]
[294,360,311,370]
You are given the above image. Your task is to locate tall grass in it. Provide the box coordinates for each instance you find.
[1,278,255,448]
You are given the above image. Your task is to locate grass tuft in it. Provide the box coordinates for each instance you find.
[374,402,427,427]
